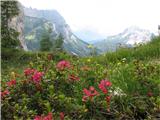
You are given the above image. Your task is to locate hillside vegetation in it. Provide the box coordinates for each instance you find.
[94,36,160,63]
[1,36,160,119]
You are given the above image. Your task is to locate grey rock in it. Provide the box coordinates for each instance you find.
[8,2,28,51]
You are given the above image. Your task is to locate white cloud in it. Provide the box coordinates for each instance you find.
[19,0,160,36]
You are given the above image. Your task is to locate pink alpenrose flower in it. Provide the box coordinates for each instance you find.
[56,60,71,70]
[82,86,99,102]
[7,79,16,87]
[98,80,112,94]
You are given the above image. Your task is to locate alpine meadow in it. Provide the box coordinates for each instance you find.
[1,0,160,119]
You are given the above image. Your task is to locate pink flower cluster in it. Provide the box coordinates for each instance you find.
[24,68,44,84]
[98,80,112,94]
[56,60,71,71]
[82,79,112,112]
[32,72,44,84]
[1,90,10,98]
[82,86,99,102]
[1,79,17,98]
[34,112,64,120]
[7,79,16,87]
[98,80,112,112]
[56,60,80,83]
[34,112,53,120]
[24,68,37,76]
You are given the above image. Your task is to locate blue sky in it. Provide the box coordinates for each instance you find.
[19,0,160,40]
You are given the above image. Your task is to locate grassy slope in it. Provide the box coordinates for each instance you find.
[2,36,160,80]
[1,36,160,119]
[93,36,160,64]
[93,36,160,95]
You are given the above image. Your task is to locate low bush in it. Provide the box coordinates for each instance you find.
[1,54,160,119]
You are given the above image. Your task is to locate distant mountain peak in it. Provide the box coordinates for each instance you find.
[121,26,149,35]
[93,26,154,53]
[123,27,153,45]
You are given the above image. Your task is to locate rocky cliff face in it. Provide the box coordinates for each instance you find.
[8,5,93,56]
[8,2,28,50]
[24,7,92,56]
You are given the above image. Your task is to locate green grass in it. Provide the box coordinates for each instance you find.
[92,36,160,64]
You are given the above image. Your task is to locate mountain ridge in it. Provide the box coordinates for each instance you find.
[23,7,92,56]
[93,26,154,53]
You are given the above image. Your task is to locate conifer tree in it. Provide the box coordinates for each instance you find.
[40,31,53,51]
[53,34,64,51]
[1,0,20,48]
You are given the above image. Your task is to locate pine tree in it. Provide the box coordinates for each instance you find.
[40,32,53,51]
[53,34,64,51]
[1,0,20,48]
